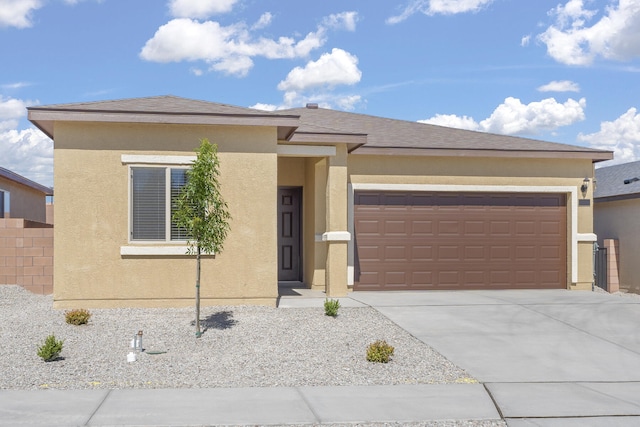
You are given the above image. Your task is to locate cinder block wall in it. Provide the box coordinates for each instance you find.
[0,219,53,294]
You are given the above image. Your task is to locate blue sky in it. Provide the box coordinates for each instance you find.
[2,0,640,187]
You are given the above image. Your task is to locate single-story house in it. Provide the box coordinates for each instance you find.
[594,160,640,294]
[0,166,53,223]
[27,96,612,308]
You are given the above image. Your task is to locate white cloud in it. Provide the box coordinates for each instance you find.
[251,12,272,30]
[579,107,640,164]
[278,48,361,92]
[322,11,358,31]
[420,114,480,131]
[0,128,53,187]
[0,0,43,28]
[250,103,278,111]
[537,80,580,92]
[0,96,34,131]
[419,96,586,135]
[250,92,362,112]
[0,96,53,186]
[1,82,32,90]
[538,0,640,66]
[481,97,586,134]
[168,0,238,19]
[140,12,358,77]
[521,35,531,47]
[387,0,494,24]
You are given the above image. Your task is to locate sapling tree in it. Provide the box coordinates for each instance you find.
[173,138,231,338]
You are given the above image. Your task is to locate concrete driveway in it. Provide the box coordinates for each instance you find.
[350,289,640,426]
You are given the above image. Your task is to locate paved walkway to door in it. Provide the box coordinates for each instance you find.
[281,288,640,426]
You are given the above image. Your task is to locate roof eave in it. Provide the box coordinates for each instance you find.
[351,146,614,162]
[0,167,53,195]
[594,192,640,203]
[27,108,300,140]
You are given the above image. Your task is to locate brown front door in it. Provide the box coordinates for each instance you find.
[354,191,567,291]
[278,187,302,281]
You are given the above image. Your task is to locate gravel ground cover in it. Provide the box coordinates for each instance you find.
[1,285,475,391]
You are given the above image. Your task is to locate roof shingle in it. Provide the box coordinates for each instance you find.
[594,160,640,200]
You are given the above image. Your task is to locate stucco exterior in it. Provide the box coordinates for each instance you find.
[53,122,278,307]
[28,96,612,308]
[593,160,640,294]
[594,198,640,293]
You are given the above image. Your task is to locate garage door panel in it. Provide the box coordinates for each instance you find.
[354,191,567,291]
[384,245,408,261]
[464,246,485,260]
[438,246,462,261]
[490,221,511,234]
[411,220,434,235]
[411,245,434,261]
[412,271,433,286]
[355,219,381,235]
[438,220,461,235]
[464,221,486,235]
[515,221,536,235]
[438,270,460,285]
[541,221,562,234]
[383,220,408,235]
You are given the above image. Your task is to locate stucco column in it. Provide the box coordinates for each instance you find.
[604,239,620,293]
[324,144,349,297]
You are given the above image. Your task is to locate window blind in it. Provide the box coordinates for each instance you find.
[170,168,189,240]
[132,168,166,240]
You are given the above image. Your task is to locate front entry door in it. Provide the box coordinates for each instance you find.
[277,187,302,281]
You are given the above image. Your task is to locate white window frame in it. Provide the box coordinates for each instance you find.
[121,155,195,256]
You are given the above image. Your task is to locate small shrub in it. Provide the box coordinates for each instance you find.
[65,308,92,325]
[37,334,64,362]
[324,298,341,317]
[366,340,395,363]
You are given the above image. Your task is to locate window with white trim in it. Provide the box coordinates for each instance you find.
[130,166,189,241]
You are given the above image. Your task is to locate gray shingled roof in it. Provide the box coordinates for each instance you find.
[29,95,612,159]
[0,166,53,195]
[281,106,611,154]
[594,160,640,200]
[28,95,293,118]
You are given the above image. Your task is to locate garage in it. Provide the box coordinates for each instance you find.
[353,191,567,290]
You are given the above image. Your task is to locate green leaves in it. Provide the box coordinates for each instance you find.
[172,138,231,255]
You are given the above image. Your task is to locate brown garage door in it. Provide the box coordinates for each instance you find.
[354,191,567,290]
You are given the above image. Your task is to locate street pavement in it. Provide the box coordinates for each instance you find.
[3,289,640,426]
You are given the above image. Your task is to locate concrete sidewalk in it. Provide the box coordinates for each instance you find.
[0,384,501,426]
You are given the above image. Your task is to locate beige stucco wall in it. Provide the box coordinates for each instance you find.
[0,176,47,223]
[348,155,596,290]
[54,121,278,308]
[594,198,640,293]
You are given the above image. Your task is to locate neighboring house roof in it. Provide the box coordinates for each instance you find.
[28,95,612,162]
[594,160,640,202]
[0,166,53,195]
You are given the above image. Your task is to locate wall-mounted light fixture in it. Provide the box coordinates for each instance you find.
[581,178,590,195]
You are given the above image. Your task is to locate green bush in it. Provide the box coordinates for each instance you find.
[65,308,92,325]
[37,334,64,362]
[366,340,395,363]
[324,298,341,317]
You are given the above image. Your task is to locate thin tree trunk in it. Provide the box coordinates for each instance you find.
[195,245,202,338]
